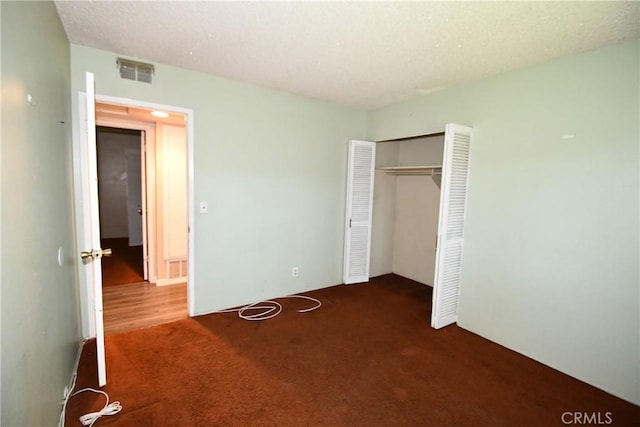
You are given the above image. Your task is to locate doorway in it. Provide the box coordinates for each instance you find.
[96,126,145,287]
[94,102,189,334]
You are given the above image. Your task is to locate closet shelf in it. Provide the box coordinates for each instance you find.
[377,165,442,176]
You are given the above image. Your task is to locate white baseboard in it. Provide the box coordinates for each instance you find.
[59,339,86,426]
[72,339,86,376]
[155,277,187,286]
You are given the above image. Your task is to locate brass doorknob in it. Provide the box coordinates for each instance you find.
[80,248,112,260]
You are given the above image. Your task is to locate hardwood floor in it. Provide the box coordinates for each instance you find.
[100,238,144,287]
[102,282,187,335]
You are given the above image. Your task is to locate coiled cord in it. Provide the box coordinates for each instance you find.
[218,294,321,320]
[72,388,122,426]
[59,372,122,427]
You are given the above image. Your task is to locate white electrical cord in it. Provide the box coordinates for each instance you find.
[218,294,321,320]
[58,373,77,427]
[59,372,122,427]
[72,388,122,426]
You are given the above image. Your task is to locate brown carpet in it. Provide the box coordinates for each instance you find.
[101,238,144,287]
[66,275,640,426]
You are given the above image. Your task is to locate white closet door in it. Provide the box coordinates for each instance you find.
[431,124,473,329]
[343,140,376,284]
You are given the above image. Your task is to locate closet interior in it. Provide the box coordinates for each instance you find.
[343,124,471,328]
[369,133,445,287]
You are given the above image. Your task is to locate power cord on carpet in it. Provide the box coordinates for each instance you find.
[217,294,322,320]
[59,372,122,427]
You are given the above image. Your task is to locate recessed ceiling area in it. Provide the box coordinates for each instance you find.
[95,102,186,126]
[55,1,639,110]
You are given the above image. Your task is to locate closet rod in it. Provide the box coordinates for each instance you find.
[376,131,445,143]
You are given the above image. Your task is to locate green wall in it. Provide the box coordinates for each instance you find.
[1,1,80,425]
[367,40,640,404]
[69,44,366,322]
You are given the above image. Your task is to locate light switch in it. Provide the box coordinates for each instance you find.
[199,202,208,214]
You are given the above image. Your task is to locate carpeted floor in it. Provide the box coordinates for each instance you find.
[65,275,640,426]
[101,238,144,287]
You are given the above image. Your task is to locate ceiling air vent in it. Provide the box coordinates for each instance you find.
[117,58,154,83]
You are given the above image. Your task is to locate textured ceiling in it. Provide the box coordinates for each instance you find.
[54,1,639,110]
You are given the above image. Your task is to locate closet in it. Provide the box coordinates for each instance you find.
[343,124,472,329]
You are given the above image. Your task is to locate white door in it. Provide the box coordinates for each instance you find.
[80,72,108,386]
[125,148,143,247]
[343,140,376,284]
[431,123,473,329]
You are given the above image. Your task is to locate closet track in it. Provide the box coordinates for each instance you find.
[376,132,445,143]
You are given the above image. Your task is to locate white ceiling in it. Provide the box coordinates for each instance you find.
[54,1,639,110]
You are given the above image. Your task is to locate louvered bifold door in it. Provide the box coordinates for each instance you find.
[343,140,376,284]
[431,124,473,329]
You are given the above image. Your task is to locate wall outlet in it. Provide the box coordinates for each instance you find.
[292,267,299,277]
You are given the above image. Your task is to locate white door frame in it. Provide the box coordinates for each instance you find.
[96,117,156,283]
[73,93,195,339]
